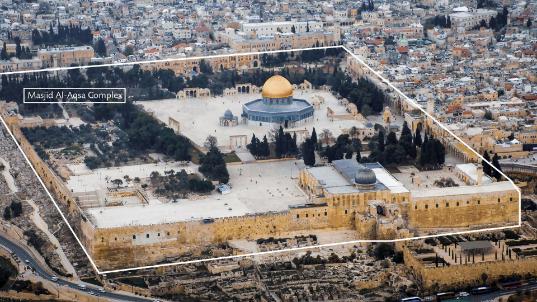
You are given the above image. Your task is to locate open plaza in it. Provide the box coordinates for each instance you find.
[81,159,308,228]
[139,86,379,152]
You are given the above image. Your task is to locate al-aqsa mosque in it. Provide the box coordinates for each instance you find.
[242,75,314,125]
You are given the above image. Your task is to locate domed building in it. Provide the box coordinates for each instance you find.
[242,75,314,125]
[354,166,377,190]
[219,109,238,126]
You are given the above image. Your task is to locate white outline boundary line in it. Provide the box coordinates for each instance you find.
[0,45,521,276]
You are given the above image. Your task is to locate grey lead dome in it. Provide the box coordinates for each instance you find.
[354,167,376,185]
[223,109,234,120]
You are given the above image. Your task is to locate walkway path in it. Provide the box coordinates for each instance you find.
[0,157,18,193]
[26,199,78,278]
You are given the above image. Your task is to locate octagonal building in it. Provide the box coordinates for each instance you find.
[242,75,314,125]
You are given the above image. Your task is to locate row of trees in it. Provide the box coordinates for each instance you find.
[23,124,97,149]
[275,126,298,158]
[258,45,343,67]
[432,15,452,28]
[476,7,509,32]
[322,134,362,163]
[367,122,420,166]
[247,134,270,158]
[31,23,93,46]
[109,102,192,161]
[418,134,446,168]
[0,39,32,60]
[247,126,299,159]
[329,70,387,116]
[149,169,214,198]
[307,122,445,169]
[76,102,192,170]
[0,65,177,107]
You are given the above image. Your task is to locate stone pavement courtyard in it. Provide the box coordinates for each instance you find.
[139,90,372,152]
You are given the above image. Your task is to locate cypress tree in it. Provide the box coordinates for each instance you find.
[275,126,286,157]
[414,126,422,147]
[260,135,270,157]
[1,42,8,60]
[419,134,429,166]
[302,138,315,166]
[482,151,492,177]
[248,134,258,156]
[378,131,385,152]
[311,127,317,146]
[492,153,502,180]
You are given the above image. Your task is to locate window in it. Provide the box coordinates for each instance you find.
[478,200,481,205]
[133,235,136,240]
[456,202,459,206]
[498,198,500,203]
[324,212,327,216]
[146,234,149,238]
[436,204,439,208]
[306,214,309,218]
[296,214,300,219]
[425,204,429,209]
[345,209,348,214]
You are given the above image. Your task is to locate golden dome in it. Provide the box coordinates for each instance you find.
[261,75,293,99]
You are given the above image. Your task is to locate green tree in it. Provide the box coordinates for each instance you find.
[302,138,316,166]
[275,126,287,157]
[377,131,385,151]
[199,59,213,74]
[199,146,229,183]
[0,42,8,60]
[94,38,107,57]
[492,153,502,180]
[247,134,259,156]
[111,178,123,188]
[311,127,317,146]
[386,131,397,146]
[414,126,422,147]
[372,243,394,260]
[259,135,270,158]
[482,151,492,177]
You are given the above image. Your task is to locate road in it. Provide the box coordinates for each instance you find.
[469,283,537,301]
[0,234,154,302]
